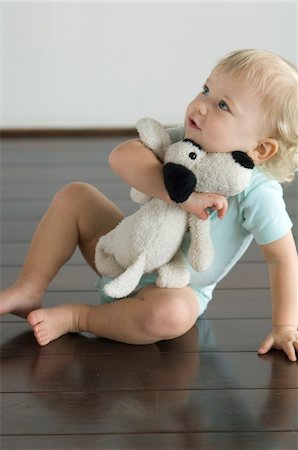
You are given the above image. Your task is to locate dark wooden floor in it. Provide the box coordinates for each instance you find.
[1,135,297,450]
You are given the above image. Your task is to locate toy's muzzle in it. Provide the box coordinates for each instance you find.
[163,163,197,203]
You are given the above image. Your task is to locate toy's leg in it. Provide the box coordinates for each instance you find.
[0,182,123,318]
[104,252,146,299]
[188,215,214,271]
[156,249,190,288]
[95,237,124,278]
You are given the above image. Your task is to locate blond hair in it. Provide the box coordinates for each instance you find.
[215,49,298,183]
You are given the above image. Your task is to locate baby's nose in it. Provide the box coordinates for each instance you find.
[163,163,197,203]
[195,99,208,116]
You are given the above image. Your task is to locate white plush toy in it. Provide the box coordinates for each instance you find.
[95,118,254,298]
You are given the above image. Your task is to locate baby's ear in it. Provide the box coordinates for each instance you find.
[252,138,278,162]
[136,118,171,159]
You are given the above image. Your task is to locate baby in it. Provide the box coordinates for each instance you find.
[1,49,297,361]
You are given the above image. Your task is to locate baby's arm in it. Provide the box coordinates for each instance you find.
[109,139,228,220]
[109,139,170,202]
[258,231,298,361]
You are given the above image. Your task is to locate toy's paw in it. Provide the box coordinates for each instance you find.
[156,265,190,289]
[188,215,214,272]
[188,246,214,272]
[130,188,151,204]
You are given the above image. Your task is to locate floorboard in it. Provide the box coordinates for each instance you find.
[1,432,297,450]
[0,318,280,354]
[0,288,272,323]
[1,135,297,450]
[0,239,269,264]
[2,390,297,435]
[2,351,298,392]
[0,261,273,291]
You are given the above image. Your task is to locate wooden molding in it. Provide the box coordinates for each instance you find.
[0,128,138,139]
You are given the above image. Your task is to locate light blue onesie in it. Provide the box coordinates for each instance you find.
[96,126,293,315]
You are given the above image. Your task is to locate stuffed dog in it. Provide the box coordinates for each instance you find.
[95,118,254,298]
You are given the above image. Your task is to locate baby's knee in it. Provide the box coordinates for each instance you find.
[142,292,198,341]
[54,182,92,202]
[52,182,96,211]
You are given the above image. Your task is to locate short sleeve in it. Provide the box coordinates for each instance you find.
[239,177,293,245]
[166,125,185,143]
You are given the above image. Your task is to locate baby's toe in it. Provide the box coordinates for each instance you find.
[34,328,50,346]
[27,308,45,327]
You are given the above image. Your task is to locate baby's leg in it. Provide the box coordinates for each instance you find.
[0,182,123,318]
[27,284,200,346]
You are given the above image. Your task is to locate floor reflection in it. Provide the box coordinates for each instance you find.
[1,319,297,442]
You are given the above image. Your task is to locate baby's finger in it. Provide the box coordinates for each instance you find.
[215,198,228,218]
[283,341,297,362]
[293,339,298,354]
[197,209,210,220]
[258,335,274,355]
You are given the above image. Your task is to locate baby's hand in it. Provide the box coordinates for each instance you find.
[258,326,298,362]
[180,192,228,220]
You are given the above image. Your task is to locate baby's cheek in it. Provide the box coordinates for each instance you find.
[211,119,235,141]
[206,124,225,142]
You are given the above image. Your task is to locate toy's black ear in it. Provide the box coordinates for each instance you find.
[232,151,255,169]
[182,138,202,150]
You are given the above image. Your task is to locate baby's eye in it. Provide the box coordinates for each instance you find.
[218,100,229,111]
[202,85,209,95]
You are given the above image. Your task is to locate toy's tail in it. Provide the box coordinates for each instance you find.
[103,252,146,299]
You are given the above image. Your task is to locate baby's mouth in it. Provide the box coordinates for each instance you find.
[188,117,201,131]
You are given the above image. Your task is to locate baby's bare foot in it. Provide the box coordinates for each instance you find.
[0,282,43,318]
[27,304,83,346]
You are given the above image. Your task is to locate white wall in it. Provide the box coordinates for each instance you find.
[1,1,297,128]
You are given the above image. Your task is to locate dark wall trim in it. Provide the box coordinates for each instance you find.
[0,128,138,139]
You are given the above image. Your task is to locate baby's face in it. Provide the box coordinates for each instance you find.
[184,70,265,159]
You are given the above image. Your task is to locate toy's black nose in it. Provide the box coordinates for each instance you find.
[163,163,197,203]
